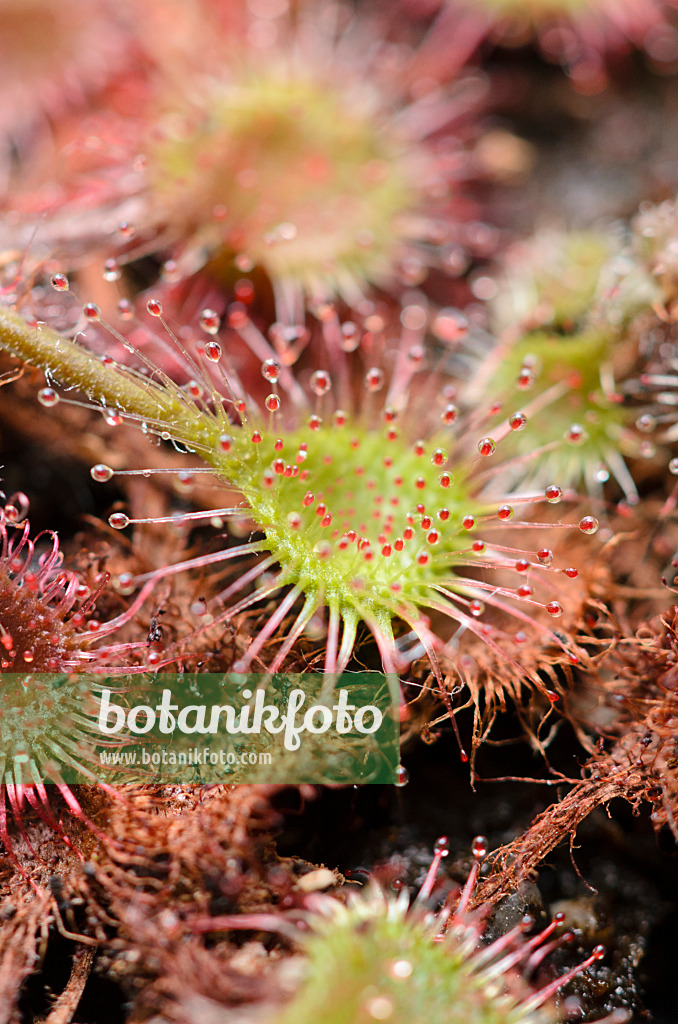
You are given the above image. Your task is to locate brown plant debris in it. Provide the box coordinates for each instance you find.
[473,608,678,907]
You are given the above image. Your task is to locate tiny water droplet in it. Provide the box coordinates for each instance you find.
[51,273,69,291]
[365,996,394,1020]
[114,572,135,595]
[364,367,385,393]
[90,464,113,482]
[83,302,101,322]
[103,258,121,282]
[310,370,332,396]
[389,960,413,980]
[434,835,449,856]
[199,308,221,335]
[339,321,360,352]
[109,512,130,530]
[472,835,488,860]
[38,387,59,407]
[262,358,280,383]
[636,413,656,433]
[565,423,588,445]
[579,516,599,535]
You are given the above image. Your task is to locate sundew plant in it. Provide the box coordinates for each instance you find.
[0,497,172,871]
[269,836,609,1024]
[0,285,598,706]
[16,0,492,324]
[466,229,654,503]
[5,0,678,1019]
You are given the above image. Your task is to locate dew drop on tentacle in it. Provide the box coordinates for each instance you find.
[365,367,385,393]
[205,341,222,362]
[544,484,562,502]
[103,258,121,282]
[51,273,69,292]
[262,358,281,384]
[114,572,136,596]
[310,370,332,396]
[636,413,656,433]
[37,387,60,407]
[90,464,114,482]
[509,411,527,431]
[433,835,449,857]
[579,515,599,535]
[565,423,588,444]
[83,302,101,322]
[471,834,488,861]
[340,321,360,352]
[109,512,130,530]
[199,308,221,335]
[517,367,535,389]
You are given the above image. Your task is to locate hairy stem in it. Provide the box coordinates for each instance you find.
[0,308,219,449]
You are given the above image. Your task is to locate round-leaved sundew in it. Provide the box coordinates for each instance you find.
[0,291,600,716]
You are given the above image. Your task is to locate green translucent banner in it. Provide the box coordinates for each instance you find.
[2,672,399,785]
